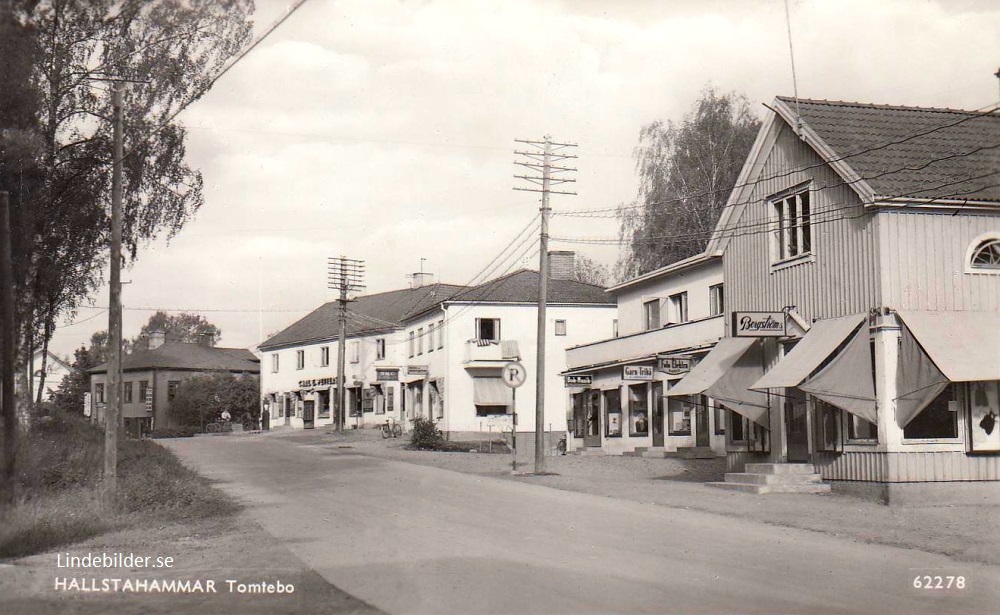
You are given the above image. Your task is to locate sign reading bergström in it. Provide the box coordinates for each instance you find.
[732,311,787,337]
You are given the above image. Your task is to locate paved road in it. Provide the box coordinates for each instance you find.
[163,433,1000,615]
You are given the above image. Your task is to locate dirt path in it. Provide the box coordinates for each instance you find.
[1,513,381,615]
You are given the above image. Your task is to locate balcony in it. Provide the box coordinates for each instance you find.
[566,315,724,371]
[463,339,521,366]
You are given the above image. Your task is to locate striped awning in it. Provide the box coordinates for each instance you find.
[473,376,513,406]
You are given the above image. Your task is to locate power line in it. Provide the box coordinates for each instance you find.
[555,104,1000,218]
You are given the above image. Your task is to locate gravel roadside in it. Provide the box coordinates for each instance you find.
[273,426,1000,568]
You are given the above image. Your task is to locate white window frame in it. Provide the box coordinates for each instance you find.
[350,340,360,364]
[296,349,304,370]
[427,323,435,353]
[271,354,279,373]
[437,319,445,349]
[966,232,1000,274]
[320,346,330,367]
[376,338,386,361]
[475,318,500,342]
[643,299,660,331]
[554,319,567,336]
[770,185,813,264]
[408,331,415,358]
[668,292,688,324]
[417,328,424,355]
[709,284,724,317]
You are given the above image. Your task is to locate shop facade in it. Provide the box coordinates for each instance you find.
[259,253,617,439]
[89,332,260,436]
[669,97,1000,488]
[563,254,728,456]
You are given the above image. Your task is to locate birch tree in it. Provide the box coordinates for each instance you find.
[616,88,761,279]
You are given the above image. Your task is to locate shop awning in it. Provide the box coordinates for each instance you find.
[752,314,867,390]
[896,311,1000,382]
[666,337,769,427]
[895,318,950,428]
[799,325,878,424]
[473,376,513,406]
[667,337,756,396]
[704,340,769,427]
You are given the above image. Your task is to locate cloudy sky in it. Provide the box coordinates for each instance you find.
[49,0,1000,358]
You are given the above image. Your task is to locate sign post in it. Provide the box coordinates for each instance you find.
[501,361,527,472]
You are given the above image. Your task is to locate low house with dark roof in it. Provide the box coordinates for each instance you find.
[89,332,260,436]
[664,97,1000,496]
[259,252,617,442]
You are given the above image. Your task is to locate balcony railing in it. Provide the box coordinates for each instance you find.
[566,315,724,370]
[464,339,521,364]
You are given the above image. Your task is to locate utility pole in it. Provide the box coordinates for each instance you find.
[514,135,577,474]
[104,82,124,509]
[1,191,17,505]
[327,256,365,432]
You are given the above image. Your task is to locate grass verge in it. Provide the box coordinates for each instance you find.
[0,411,239,559]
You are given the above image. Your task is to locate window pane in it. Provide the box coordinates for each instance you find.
[629,384,649,436]
[604,389,622,437]
[667,396,692,435]
[903,384,958,439]
[800,192,811,253]
[729,410,745,441]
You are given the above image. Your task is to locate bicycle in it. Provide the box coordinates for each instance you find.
[556,435,567,455]
[380,417,403,439]
[241,413,257,431]
[205,419,233,434]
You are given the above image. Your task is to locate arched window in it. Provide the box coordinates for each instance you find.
[971,238,1000,269]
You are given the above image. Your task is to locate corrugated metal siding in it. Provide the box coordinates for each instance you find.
[886,451,1000,482]
[878,211,1000,311]
[814,451,888,481]
[724,123,880,323]
[726,450,768,473]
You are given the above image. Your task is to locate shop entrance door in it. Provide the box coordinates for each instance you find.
[651,382,664,447]
[695,402,710,447]
[584,390,601,447]
[785,390,809,462]
[302,400,315,430]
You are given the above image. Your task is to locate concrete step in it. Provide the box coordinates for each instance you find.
[724,472,823,486]
[745,463,817,475]
[707,482,832,494]
[640,448,668,459]
[673,446,718,460]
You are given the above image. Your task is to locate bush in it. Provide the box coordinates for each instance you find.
[409,416,445,450]
[0,410,239,558]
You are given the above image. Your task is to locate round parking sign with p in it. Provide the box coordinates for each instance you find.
[501,361,527,388]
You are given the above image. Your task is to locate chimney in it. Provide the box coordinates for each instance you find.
[197,332,215,347]
[548,250,576,281]
[148,331,165,350]
[410,272,434,289]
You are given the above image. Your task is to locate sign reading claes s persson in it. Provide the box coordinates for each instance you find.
[733,311,787,337]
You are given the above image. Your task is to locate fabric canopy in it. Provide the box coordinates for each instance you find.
[752,313,867,390]
[667,337,757,397]
[895,322,949,428]
[704,338,770,427]
[800,325,878,423]
[896,311,1000,382]
[473,376,512,406]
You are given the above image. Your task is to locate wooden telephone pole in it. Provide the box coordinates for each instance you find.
[514,135,577,474]
[104,82,125,508]
[327,256,365,431]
